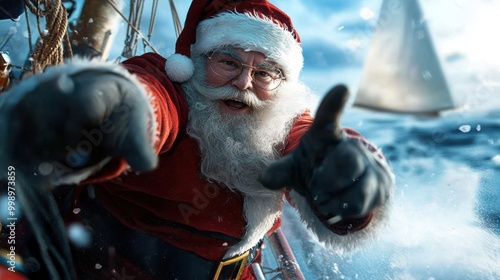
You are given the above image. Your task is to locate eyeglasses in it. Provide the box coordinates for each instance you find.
[206,50,285,91]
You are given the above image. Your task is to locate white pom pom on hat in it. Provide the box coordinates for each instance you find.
[165,53,194,83]
[164,0,303,83]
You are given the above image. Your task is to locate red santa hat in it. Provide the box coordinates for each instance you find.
[165,0,303,83]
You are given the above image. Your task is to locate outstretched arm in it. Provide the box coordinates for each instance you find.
[0,54,185,279]
[0,58,162,185]
[260,85,394,251]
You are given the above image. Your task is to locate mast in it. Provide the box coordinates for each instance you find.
[69,0,123,60]
[354,0,455,115]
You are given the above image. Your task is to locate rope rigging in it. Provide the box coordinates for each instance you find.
[104,0,159,57]
[3,0,182,75]
[145,0,158,51]
[122,0,145,57]
[22,0,72,74]
[108,0,182,58]
[169,0,182,38]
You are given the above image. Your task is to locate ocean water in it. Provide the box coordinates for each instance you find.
[267,108,500,279]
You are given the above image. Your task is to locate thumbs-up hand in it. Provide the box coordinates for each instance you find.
[260,85,392,223]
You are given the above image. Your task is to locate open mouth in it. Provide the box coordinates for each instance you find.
[220,99,251,113]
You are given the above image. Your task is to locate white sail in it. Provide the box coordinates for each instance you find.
[354,0,455,114]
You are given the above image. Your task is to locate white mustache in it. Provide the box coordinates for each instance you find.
[200,85,270,109]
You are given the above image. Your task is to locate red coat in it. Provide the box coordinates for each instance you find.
[81,53,314,262]
[0,52,379,280]
[63,53,377,280]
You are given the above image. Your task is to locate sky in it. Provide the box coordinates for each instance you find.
[1,0,499,112]
[102,0,500,112]
[272,0,500,112]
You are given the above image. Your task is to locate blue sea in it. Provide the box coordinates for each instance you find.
[264,108,500,279]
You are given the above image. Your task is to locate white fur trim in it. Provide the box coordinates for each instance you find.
[192,12,303,82]
[5,57,158,185]
[165,54,195,83]
[288,190,392,254]
[224,193,283,258]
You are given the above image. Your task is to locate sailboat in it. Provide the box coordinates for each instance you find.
[354,0,456,115]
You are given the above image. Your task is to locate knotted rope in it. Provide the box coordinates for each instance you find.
[23,0,72,73]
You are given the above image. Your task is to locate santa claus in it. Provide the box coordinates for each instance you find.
[0,0,394,279]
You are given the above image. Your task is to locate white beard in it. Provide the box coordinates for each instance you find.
[181,55,318,257]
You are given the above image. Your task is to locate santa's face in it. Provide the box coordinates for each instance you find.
[203,48,283,114]
[181,50,314,195]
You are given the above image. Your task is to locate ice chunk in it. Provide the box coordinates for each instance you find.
[459,125,471,133]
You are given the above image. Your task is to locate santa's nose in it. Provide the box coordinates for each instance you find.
[231,67,254,91]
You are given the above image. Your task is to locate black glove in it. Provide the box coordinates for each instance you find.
[0,69,157,181]
[259,85,392,222]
